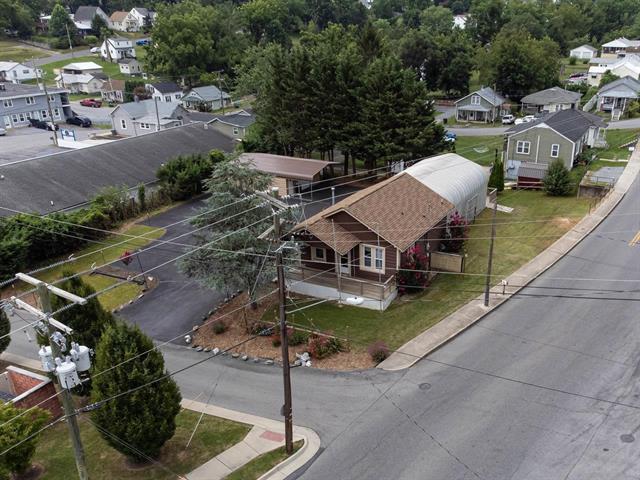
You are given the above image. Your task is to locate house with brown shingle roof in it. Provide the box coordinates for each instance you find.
[289,153,489,310]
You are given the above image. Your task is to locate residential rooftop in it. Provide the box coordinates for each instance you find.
[0,82,66,99]
[520,87,582,105]
[506,109,606,141]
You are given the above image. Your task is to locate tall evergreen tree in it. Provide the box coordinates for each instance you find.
[48,3,75,38]
[49,272,115,350]
[0,307,11,355]
[543,158,572,196]
[91,321,181,461]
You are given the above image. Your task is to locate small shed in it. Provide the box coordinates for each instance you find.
[403,153,490,221]
[516,162,548,189]
[570,44,597,60]
[238,153,337,196]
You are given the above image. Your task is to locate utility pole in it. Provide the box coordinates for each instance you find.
[483,194,499,307]
[65,23,74,57]
[273,212,293,454]
[14,274,88,480]
[32,59,58,147]
[217,72,225,115]
[154,96,161,132]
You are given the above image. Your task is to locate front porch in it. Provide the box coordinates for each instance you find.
[456,106,494,123]
[286,265,397,311]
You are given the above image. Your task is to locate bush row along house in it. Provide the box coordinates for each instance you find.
[503,109,607,188]
[1,82,71,129]
[289,154,489,310]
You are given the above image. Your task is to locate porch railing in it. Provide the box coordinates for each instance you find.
[287,265,396,302]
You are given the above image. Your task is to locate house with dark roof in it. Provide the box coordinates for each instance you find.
[289,154,489,310]
[454,86,508,123]
[207,109,255,139]
[118,58,142,76]
[100,37,136,63]
[504,109,607,183]
[182,85,232,112]
[109,99,190,136]
[595,76,640,115]
[0,82,71,128]
[0,123,235,216]
[520,87,581,114]
[146,82,183,103]
[73,6,110,34]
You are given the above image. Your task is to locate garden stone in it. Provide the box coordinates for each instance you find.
[241,355,248,361]
[231,353,240,358]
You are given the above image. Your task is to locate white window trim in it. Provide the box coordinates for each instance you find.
[471,95,481,105]
[233,127,239,136]
[360,244,385,274]
[25,96,35,105]
[121,119,127,129]
[311,247,326,262]
[3,99,12,107]
[516,140,531,155]
[550,143,560,158]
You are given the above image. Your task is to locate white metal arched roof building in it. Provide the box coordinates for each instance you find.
[404,153,490,220]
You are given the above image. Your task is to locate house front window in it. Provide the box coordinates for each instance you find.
[164,95,171,102]
[139,122,151,129]
[360,244,385,273]
[233,127,239,136]
[516,140,531,155]
[25,96,35,105]
[175,93,181,99]
[41,110,48,118]
[53,108,60,118]
[471,95,481,105]
[550,144,560,157]
[3,99,12,107]
[121,119,127,129]
[311,247,326,262]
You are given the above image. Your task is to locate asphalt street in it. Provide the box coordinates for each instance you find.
[117,200,227,342]
[32,49,93,66]
[4,169,639,479]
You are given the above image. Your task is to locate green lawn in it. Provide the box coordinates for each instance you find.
[273,190,591,351]
[5,223,165,312]
[39,55,124,84]
[453,135,504,166]
[596,129,640,160]
[0,40,53,63]
[227,441,304,480]
[560,57,590,79]
[34,410,250,480]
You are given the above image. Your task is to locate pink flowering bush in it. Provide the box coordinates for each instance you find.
[398,243,429,294]
[441,211,468,253]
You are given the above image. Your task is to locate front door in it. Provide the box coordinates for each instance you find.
[340,252,351,276]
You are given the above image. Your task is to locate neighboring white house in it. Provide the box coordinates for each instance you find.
[55,62,106,93]
[109,99,190,136]
[181,85,232,111]
[453,14,467,29]
[118,58,142,76]
[100,38,136,63]
[601,38,640,58]
[146,82,183,102]
[124,8,154,31]
[587,54,640,86]
[570,44,597,59]
[109,11,129,31]
[594,76,640,117]
[0,62,42,83]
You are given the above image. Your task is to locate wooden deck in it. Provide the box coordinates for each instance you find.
[287,266,396,302]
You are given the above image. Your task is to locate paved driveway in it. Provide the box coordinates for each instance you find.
[70,102,113,126]
[117,200,227,342]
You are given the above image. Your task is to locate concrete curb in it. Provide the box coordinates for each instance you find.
[379,148,640,371]
[181,399,321,480]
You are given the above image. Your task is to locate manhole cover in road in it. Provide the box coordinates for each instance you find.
[419,383,431,391]
[620,434,635,443]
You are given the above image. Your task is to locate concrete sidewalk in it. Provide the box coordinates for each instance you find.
[182,400,321,480]
[379,147,640,371]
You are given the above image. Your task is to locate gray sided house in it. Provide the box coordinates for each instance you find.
[0,82,71,129]
[520,87,581,114]
[182,85,232,112]
[110,99,191,136]
[206,109,255,139]
[504,109,607,184]
[454,87,508,123]
[596,76,640,114]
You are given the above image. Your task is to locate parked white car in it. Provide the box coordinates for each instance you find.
[501,114,515,125]
[514,118,525,125]
[90,47,100,54]
[0,127,6,136]
[523,115,536,123]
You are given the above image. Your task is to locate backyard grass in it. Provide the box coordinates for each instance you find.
[3,223,165,312]
[39,55,124,84]
[560,57,590,78]
[277,190,591,351]
[454,135,504,166]
[33,409,250,480]
[596,128,640,160]
[226,441,304,480]
[0,40,53,63]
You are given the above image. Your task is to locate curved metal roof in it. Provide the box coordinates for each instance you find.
[404,153,490,211]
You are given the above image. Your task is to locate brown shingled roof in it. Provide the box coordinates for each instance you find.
[110,11,128,22]
[294,173,454,254]
[239,153,337,181]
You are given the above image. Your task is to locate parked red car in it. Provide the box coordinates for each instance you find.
[80,98,102,108]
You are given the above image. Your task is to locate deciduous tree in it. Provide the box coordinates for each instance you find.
[0,404,49,478]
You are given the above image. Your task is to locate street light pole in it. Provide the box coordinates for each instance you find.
[484,195,498,307]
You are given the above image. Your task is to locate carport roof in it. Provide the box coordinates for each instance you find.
[0,123,235,217]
